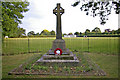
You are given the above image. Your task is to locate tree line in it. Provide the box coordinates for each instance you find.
[4,27,120,37]
[27,29,55,37]
[26,27,120,37]
[64,27,120,37]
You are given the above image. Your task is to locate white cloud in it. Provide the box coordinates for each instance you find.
[20,0,118,34]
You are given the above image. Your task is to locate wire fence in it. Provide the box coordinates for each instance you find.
[2,37,119,55]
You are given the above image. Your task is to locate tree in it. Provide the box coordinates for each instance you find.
[40,29,50,35]
[63,33,67,36]
[2,1,29,37]
[72,1,120,25]
[110,30,115,34]
[68,32,73,35]
[50,30,55,35]
[27,31,35,36]
[85,29,90,33]
[80,32,82,36]
[74,32,80,35]
[85,29,90,35]
[17,27,26,37]
[116,28,120,34]
[104,29,110,33]
[92,27,101,33]
[86,29,90,32]
[35,32,40,35]
[114,30,118,34]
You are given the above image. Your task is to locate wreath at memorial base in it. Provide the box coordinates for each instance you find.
[54,48,62,55]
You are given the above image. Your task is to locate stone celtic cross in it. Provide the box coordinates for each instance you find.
[36,3,79,64]
[53,3,64,39]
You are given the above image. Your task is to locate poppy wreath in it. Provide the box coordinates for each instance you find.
[54,48,62,55]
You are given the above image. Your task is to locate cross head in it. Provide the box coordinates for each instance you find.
[53,3,64,15]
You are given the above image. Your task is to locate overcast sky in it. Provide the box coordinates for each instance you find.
[19,0,118,34]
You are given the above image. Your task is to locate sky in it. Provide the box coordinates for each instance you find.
[19,0,119,34]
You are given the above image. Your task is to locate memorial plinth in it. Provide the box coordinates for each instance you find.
[37,3,79,64]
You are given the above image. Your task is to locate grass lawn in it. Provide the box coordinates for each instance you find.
[2,52,118,78]
[2,37,119,79]
[85,53,118,78]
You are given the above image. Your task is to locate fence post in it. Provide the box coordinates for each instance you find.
[88,37,89,53]
[28,38,30,53]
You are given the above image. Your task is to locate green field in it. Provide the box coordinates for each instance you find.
[2,37,119,55]
[2,37,119,78]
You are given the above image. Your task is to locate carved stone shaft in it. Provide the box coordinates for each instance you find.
[53,3,64,39]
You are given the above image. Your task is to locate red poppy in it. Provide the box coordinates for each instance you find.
[54,48,62,55]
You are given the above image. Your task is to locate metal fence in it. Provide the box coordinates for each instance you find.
[2,37,119,55]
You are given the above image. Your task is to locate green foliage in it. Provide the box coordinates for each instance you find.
[85,29,90,35]
[102,28,120,35]
[27,30,55,37]
[72,1,120,25]
[32,65,48,70]
[35,32,40,35]
[85,29,90,32]
[74,32,80,35]
[79,27,120,36]
[68,32,73,35]
[17,27,26,37]
[27,35,55,37]
[27,31,35,36]
[24,64,32,70]
[54,65,59,72]
[80,32,82,36]
[63,67,71,73]
[63,33,67,36]
[115,28,120,34]
[2,1,29,37]
[92,27,101,33]
[50,30,55,35]
[38,66,48,70]
[40,29,50,35]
